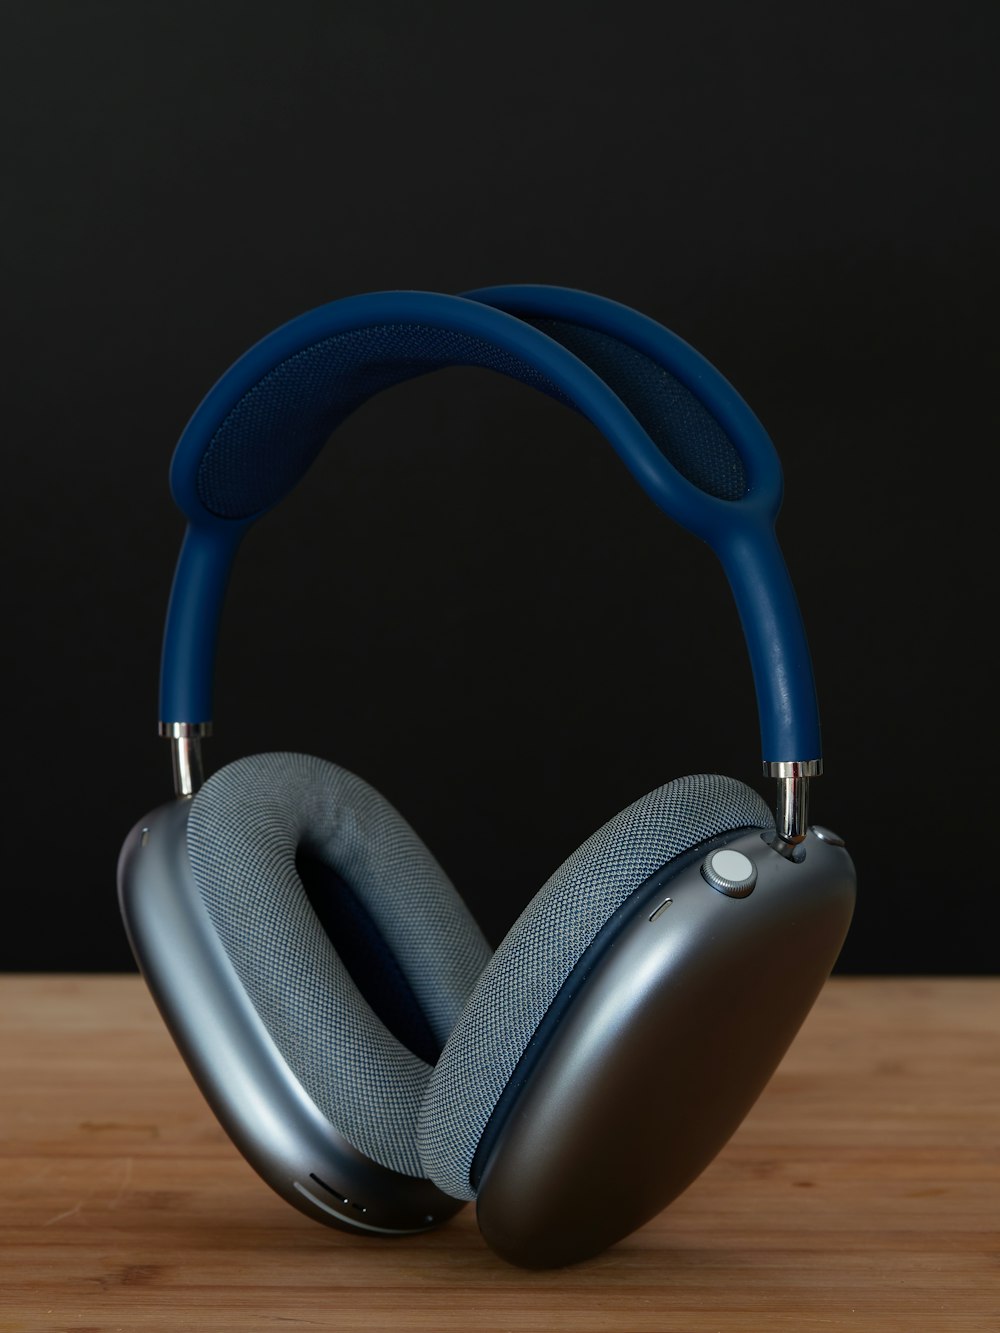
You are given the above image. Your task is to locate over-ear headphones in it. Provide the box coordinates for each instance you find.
[117,284,856,1268]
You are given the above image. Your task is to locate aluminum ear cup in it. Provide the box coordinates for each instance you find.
[471,826,855,1268]
[119,752,493,1234]
[416,775,825,1261]
[118,795,465,1234]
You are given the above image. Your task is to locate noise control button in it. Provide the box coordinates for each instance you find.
[702,848,757,898]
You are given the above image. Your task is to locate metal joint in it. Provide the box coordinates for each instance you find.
[159,722,212,798]
[763,759,822,847]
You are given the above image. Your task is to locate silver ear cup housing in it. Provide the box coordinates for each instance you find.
[117,800,463,1234]
[472,826,855,1268]
[417,774,776,1201]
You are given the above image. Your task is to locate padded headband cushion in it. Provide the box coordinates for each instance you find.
[417,773,773,1201]
[186,752,493,1177]
[195,318,744,521]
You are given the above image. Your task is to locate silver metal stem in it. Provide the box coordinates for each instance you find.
[170,736,205,798]
[159,722,212,798]
[763,759,822,846]
[775,774,810,843]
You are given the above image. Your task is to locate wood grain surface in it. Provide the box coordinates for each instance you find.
[0,975,997,1332]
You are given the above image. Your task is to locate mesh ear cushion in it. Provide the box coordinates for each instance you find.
[416,774,773,1200]
[186,752,493,1177]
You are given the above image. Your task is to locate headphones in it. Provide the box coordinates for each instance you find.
[117,284,856,1268]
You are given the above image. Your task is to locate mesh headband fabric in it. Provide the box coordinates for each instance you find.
[194,318,746,521]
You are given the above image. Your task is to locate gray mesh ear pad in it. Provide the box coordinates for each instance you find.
[186,752,493,1177]
[416,773,773,1201]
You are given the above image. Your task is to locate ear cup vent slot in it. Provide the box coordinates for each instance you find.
[309,1172,367,1214]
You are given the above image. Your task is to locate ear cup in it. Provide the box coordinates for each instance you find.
[186,752,492,1178]
[417,774,773,1201]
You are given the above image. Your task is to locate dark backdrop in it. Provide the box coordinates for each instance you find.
[3,0,996,973]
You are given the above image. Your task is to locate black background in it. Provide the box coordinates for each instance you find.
[3,1,997,973]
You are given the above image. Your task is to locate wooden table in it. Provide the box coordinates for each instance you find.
[0,976,997,1332]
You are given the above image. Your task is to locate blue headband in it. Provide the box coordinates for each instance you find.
[159,284,821,769]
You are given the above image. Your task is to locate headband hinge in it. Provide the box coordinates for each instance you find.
[763,759,823,847]
[159,721,212,798]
